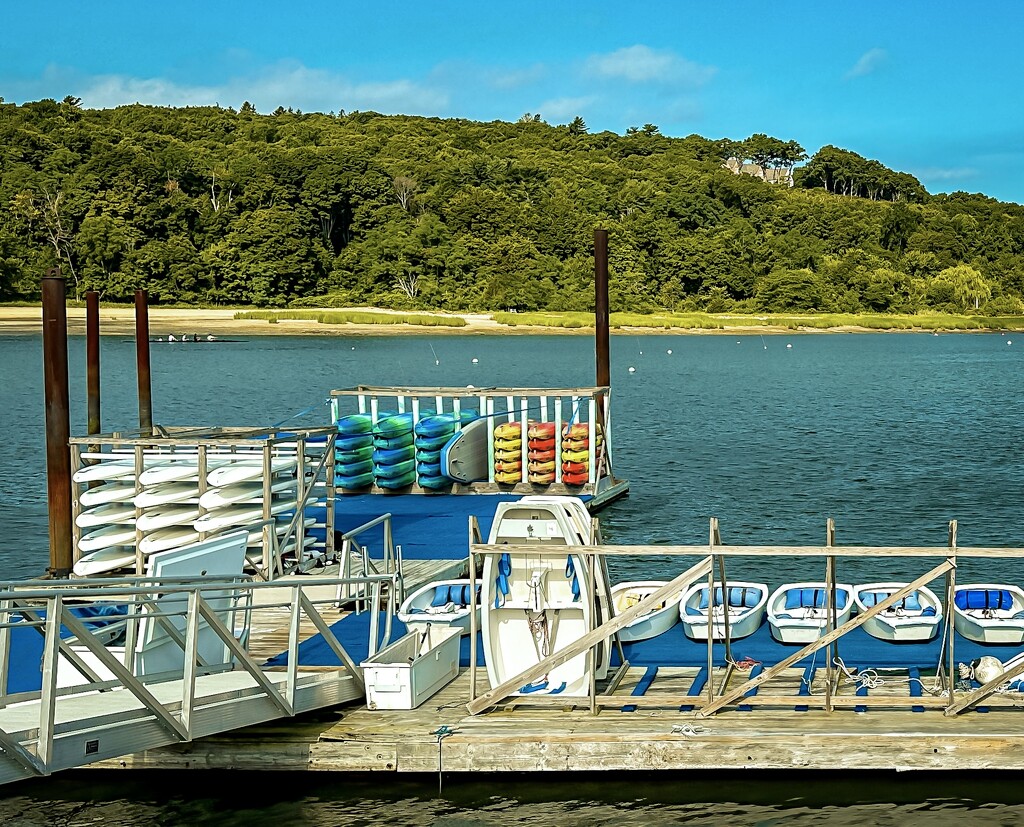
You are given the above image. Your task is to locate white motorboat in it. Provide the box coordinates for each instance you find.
[398,578,481,636]
[480,497,611,698]
[680,581,769,641]
[767,582,854,644]
[853,582,943,642]
[610,580,683,642]
[953,584,1024,644]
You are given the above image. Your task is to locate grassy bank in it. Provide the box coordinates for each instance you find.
[493,311,1024,332]
[233,310,467,327]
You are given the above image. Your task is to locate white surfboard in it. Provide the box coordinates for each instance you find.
[199,477,295,509]
[72,460,139,484]
[80,483,138,507]
[138,460,200,486]
[73,546,137,577]
[136,505,202,532]
[78,524,138,553]
[76,502,137,528]
[441,417,489,483]
[139,526,201,555]
[134,482,199,508]
[193,498,298,533]
[206,457,298,488]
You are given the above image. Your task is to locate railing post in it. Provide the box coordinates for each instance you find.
[181,590,201,739]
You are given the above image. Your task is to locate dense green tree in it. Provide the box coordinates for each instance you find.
[1,99,1023,314]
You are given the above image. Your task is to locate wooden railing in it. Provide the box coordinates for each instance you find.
[466,518,1024,717]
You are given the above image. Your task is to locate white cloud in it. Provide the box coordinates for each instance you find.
[584,45,715,87]
[489,64,548,91]
[914,166,979,182]
[76,62,448,115]
[844,48,887,79]
[538,95,597,122]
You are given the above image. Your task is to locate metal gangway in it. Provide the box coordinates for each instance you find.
[0,571,396,786]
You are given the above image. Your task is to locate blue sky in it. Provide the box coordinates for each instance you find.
[3,1,1023,203]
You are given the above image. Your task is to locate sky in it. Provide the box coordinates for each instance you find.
[3,1,1023,203]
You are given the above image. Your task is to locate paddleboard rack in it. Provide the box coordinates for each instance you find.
[328,385,628,507]
[68,425,338,580]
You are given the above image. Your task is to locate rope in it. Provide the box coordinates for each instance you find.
[832,656,945,695]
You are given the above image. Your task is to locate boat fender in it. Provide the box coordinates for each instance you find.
[959,656,1004,684]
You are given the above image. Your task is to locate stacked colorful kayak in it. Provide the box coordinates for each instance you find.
[561,422,603,486]
[415,414,457,490]
[372,412,416,490]
[493,421,523,484]
[335,414,374,490]
[527,422,557,485]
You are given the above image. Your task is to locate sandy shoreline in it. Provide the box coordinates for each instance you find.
[0,305,989,337]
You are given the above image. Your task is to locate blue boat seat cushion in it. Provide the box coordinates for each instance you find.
[955,589,1014,611]
[697,586,761,610]
[429,583,480,608]
[861,590,924,611]
[783,588,848,611]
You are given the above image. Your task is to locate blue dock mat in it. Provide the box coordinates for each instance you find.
[330,493,573,561]
[271,611,1024,679]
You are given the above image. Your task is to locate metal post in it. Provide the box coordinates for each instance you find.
[42,274,73,577]
[134,289,153,435]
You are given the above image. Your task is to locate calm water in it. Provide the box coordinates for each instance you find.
[2,330,1024,819]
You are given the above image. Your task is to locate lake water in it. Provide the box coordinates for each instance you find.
[2,330,1024,821]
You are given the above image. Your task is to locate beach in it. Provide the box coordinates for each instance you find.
[0,305,999,337]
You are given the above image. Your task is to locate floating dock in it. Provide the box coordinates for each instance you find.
[76,521,1024,776]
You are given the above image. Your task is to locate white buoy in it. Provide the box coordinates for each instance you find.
[628,366,636,373]
[786,343,793,349]
[435,360,440,365]
[667,349,672,355]
[1008,340,1013,345]
[472,357,478,363]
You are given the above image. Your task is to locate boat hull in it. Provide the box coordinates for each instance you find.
[680,582,769,641]
[953,584,1024,644]
[611,580,681,642]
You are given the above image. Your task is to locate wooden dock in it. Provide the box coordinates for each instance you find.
[93,665,1024,773]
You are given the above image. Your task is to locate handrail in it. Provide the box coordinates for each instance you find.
[337,513,402,607]
[0,569,395,781]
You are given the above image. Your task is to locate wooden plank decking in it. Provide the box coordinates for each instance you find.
[92,664,1024,774]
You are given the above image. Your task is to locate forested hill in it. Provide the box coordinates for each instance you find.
[2,97,1023,315]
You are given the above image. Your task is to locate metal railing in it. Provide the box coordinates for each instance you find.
[0,570,399,782]
[337,513,403,608]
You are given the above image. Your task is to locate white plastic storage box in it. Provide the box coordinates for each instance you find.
[360,624,462,710]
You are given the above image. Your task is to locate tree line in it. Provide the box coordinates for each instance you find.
[1,96,1022,316]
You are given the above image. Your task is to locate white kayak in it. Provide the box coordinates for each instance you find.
[134,482,199,508]
[76,502,137,528]
[78,524,138,553]
[136,504,202,532]
[79,483,137,507]
[193,498,298,533]
[199,477,295,509]
[206,457,297,487]
[139,526,201,555]
[73,546,137,577]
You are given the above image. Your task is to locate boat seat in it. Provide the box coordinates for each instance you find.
[784,588,848,611]
[860,591,924,611]
[955,589,1013,611]
[698,586,760,610]
[428,583,479,608]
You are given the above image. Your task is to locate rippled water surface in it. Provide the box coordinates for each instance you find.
[2,330,1024,817]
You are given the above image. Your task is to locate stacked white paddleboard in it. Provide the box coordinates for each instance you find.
[73,450,317,576]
